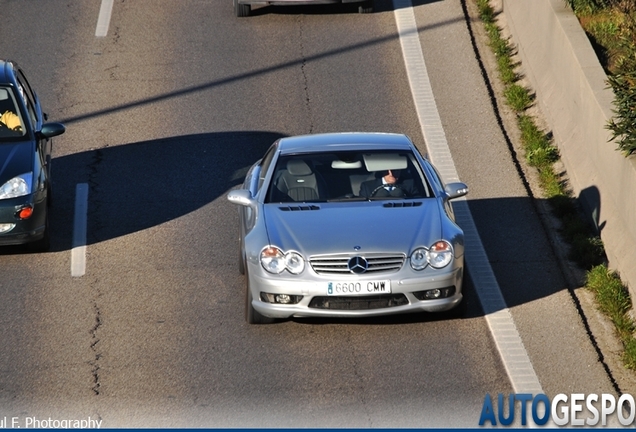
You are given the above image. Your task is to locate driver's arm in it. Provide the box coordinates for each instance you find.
[0,111,22,131]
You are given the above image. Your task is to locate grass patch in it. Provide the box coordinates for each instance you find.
[587,265,636,369]
[475,0,635,369]
[504,84,533,111]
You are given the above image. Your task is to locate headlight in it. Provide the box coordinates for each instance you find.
[260,246,305,274]
[427,240,453,269]
[0,173,33,200]
[285,251,305,274]
[410,241,454,270]
[261,246,286,274]
[410,247,428,270]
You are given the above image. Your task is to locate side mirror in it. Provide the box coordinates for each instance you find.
[227,189,256,208]
[38,122,66,139]
[445,182,469,200]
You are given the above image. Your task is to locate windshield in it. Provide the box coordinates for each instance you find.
[266,150,432,203]
[0,87,26,139]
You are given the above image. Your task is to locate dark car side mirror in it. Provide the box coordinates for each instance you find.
[445,182,469,200]
[37,122,66,139]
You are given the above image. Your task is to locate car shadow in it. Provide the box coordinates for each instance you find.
[0,129,598,323]
[32,131,283,254]
[246,0,442,16]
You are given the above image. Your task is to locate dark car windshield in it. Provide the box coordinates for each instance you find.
[0,87,26,140]
[265,150,432,203]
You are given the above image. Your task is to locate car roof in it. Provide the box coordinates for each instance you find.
[277,132,415,154]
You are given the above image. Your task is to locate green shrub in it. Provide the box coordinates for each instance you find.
[607,66,636,156]
[566,0,636,156]
[567,0,605,14]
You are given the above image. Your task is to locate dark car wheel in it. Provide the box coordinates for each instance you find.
[245,272,274,324]
[446,295,467,319]
[358,0,374,13]
[234,0,251,17]
[47,184,52,208]
[238,239,245,275]
[28,212,50,253]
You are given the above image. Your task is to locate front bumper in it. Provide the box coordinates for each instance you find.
[247,261,464,319]
[0,194,47,246]
[238,0,366,4]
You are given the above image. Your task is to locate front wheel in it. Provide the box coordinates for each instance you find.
[233,0,251,17]
[446,296,467,319]
[358,0,374,13]
[47,183,53,208]
[238,237,246,275]
[28,212,51,253]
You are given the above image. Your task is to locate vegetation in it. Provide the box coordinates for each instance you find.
[587,265,636,369]
[475,0,636,369]
[566,0,636,155]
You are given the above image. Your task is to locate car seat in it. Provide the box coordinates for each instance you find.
[273,159,327,202]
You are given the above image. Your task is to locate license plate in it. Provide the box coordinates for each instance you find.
[327,280,391,296]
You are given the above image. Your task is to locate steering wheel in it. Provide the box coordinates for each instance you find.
[370,183,405,197]
[0,121,8,130]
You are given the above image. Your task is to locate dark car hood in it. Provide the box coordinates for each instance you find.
[0,141,34,181]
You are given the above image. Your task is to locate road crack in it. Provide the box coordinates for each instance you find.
[89,296,103,396]
[298,16,314,133]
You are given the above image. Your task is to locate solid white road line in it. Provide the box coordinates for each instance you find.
[95,0,114,37]
[393,0,544,395]
[72,183,89,277]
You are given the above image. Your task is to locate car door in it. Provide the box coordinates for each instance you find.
[15,68,50,196]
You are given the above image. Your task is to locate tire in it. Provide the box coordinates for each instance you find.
[47,183,52,208]
[358,0,374,13]
[233,0,251,17]
[447,295,467,319]
[245,271,274,324]
[28,212,51,253]
[238,239,245,275]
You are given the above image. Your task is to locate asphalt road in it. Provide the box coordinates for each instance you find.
[0,0,620,427]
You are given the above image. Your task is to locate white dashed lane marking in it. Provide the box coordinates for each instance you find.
[393,0,544,395]
[95,0,114,37]
[71,183,88,277]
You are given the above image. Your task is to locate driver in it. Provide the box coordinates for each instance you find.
[359,169,418,198]
[0,110,22,132]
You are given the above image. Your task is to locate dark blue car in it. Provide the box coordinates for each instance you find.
[0,60,65,252]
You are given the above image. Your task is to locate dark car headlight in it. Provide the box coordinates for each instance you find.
[410,240,454,270]
[0,172,33,200]
[260,246,305,274]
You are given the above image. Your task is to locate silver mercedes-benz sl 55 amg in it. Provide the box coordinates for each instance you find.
[227,132,469,324]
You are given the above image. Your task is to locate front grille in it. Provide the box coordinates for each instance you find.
[309,253,405,275]
[309,294,409,310]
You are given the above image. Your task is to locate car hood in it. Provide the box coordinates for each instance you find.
[263,200,444,255]
[0,141,34,182]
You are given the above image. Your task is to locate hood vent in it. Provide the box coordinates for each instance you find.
[279,204,321,211]
[383,201,423,208]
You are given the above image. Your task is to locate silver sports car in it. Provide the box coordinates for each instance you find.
[227,132,469,324]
